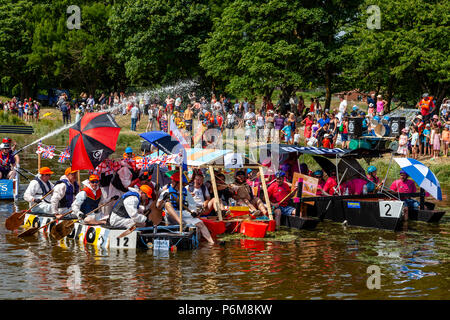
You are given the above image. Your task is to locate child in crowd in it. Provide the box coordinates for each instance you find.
[410,126,419,159]
[397,128,408,157]
[281,121,293,144]
[431,123,441,159]
[442,125,450,157]
[322,134,333,149]
[339,116,349,149]
[423,124,431,156]
[293,128,301,146]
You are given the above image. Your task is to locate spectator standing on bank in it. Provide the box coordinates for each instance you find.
[130,103,140,131]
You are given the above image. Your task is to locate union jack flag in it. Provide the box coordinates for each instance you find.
[36,141,45,154]
[41,145,55,159]
[58,147,71,163]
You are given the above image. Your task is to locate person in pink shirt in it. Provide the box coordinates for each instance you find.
[342,177,368,195]
[390,170,419,220]
[390,170,417,194]
[313,170,326,195]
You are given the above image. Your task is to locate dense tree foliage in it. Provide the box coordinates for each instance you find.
[0,0,447,106]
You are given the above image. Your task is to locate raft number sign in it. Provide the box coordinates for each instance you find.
[0,179,13,199]
[379,201,402,218]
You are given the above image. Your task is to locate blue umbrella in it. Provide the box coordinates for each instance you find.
[140,131,187,170]
[394,157,442,200]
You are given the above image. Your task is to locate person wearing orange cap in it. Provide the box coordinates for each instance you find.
[50,167,80,218]
[23,167,55,213]
[72,174,115,225]
[156,170,214,244]
[108,184,155,229]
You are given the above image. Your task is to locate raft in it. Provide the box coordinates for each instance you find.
[23,212,199,250]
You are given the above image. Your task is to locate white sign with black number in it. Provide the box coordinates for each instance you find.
[379,200,403,218]
[224,153,243,169]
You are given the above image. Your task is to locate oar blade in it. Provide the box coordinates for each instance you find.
[117,225,136,239]
[5,210,26,231]
[50,220,75,241]
[17,226,40,238]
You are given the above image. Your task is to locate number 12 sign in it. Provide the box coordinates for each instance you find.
[379,201,403,218]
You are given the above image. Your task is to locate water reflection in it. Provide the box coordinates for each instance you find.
[1,198,449,299]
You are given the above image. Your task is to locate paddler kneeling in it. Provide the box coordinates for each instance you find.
[23,166,54,213]
[109,185,154,229]
[72,174,116,225]
[156,170,214,244]
[51,167,79,219]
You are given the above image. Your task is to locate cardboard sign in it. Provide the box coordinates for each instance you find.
[291,173,319,197]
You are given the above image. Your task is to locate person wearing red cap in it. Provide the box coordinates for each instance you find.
[109,184,155,229]
[72,174,112,225]
[157,170,214,244]
[0,143,17,179]
[51,167,80,218]
[23,167,54,213]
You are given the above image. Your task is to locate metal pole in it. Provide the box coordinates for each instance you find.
[381,154,393,191]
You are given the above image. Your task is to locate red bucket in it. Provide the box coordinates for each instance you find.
[240,221,268,238]
[200,218,226,236]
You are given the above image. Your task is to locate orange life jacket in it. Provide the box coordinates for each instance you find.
[83,187,102,200]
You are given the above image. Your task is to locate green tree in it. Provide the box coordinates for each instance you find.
[109,0,214,87]
[344,0,449,109]
[200,0,362,109]
[0,0,36,98]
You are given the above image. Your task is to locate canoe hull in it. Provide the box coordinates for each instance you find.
[23,213,199,250]
[307,199,404,231]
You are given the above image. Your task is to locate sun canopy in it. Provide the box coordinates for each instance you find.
[394,157,442,201]
[258,144,390,159]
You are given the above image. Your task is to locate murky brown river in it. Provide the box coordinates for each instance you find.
[1,190,449,300]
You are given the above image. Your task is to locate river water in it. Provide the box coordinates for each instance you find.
[0,186,449,300]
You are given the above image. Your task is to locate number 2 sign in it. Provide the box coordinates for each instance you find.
[379,201,403,218]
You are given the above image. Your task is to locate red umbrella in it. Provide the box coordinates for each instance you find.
[69,112,121,170]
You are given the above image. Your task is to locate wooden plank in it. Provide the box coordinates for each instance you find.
[259,166,273,220]
[208,165,223,221]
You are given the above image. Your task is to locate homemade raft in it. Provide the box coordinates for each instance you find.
[22,213,199,250]
[257,144,446,231]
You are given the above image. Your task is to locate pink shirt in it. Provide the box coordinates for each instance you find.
[376,101,384,113]
[390,179,417,193]
[349,178,368,195]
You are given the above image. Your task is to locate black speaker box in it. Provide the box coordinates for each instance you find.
[389,117,406,137]
[348,117,363,138]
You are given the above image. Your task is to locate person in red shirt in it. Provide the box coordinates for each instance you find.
[268,171,296,226]
[322,170,338,195]
[322,134,333,148]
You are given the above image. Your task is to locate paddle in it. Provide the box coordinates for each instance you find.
[17,209,73,238]
[5,189,54,231]
[50,197,118,241]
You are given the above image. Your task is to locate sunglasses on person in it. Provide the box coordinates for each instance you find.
[90,180,99,184]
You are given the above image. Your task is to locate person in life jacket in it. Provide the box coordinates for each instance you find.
[108,184,154,229]
[23,167,54,213]
[123,147,135,159]
[417,93,436,123]
[0,143,17,179]
[2,137,20,166]
[51,167,79,219]
[72,174,117,225]
[157,170,214,244]
[366,166,382,193]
